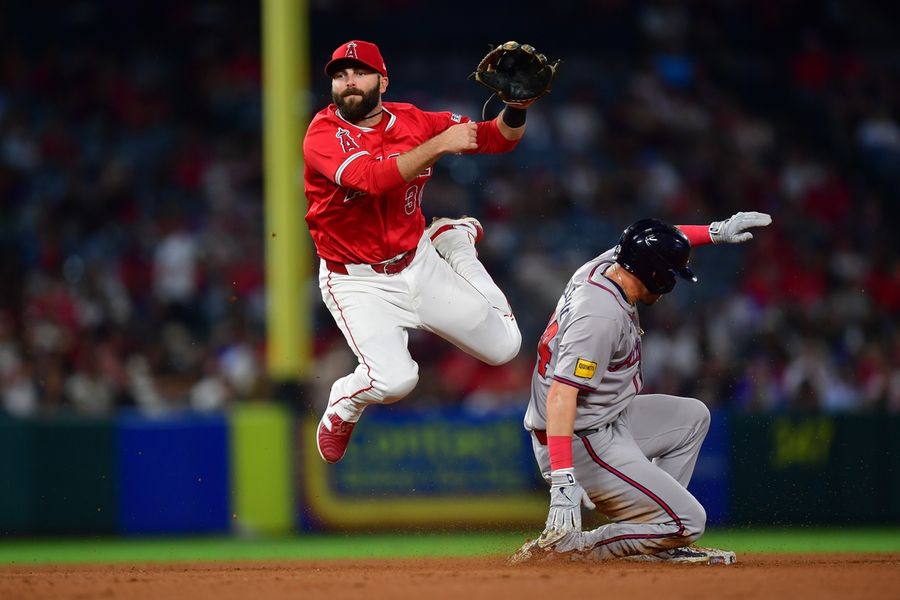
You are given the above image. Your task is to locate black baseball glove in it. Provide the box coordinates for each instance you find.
[473,41,560,105]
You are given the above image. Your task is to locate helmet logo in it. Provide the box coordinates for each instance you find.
[345,41,358,58]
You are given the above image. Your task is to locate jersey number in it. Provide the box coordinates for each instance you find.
[404,184,423,215]
[537,315,559,378]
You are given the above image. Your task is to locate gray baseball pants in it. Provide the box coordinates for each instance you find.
[531,394,711,558]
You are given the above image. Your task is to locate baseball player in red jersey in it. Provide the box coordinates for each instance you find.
[512,212,771,565]
[305,40,536,463]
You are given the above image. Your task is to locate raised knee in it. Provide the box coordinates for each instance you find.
[481,327,522,366]
[371,364,419,403]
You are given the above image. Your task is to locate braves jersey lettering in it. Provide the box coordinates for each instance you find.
[609,340,641,372]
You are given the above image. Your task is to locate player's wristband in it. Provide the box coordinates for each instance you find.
[548,435,573,471]
[501,106,527,128]
[676,224,713,247]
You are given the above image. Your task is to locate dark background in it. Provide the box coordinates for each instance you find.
[1,0,898,420]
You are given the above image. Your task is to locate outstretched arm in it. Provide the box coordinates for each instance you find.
[678,211,772,247]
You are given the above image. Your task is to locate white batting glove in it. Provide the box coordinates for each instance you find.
[537,468,596,549]
[709,211,772,244]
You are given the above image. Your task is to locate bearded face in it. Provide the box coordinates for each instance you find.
[333,80,381,123]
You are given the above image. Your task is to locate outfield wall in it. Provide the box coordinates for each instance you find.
[0,409,897,535]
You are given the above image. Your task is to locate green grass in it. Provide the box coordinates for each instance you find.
[1,528,898,566]
[698,527,900,553]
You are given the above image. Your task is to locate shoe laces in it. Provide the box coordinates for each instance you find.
[327,416,354,435]
[334,421,353,435]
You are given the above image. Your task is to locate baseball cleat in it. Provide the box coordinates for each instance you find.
[509,538,575,565]
[316,411,357,464]
[508,534,591,565]
[622,545,737,565]
[509,538,546,565]
[426,216,484,246]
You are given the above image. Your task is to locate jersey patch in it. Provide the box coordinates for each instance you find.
[574,358,597,378]
[450,113,462,123]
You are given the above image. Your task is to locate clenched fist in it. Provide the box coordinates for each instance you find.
[438,122,478,155]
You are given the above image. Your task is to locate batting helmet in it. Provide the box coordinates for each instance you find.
[614,219,698,294]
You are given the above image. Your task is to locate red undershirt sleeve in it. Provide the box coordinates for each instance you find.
[336,153,407,195]
[303,121,409,196]
[474,119,519,154]
[677,224,713,247]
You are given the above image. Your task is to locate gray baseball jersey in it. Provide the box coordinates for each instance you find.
[523,250,714,560]
[524,248,644,432]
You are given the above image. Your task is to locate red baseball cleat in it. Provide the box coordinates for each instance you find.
[316,411,357,464]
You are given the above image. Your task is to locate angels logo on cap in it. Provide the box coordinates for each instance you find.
[325,40,387,78]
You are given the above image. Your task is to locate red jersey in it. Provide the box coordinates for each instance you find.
[303,101,519,264]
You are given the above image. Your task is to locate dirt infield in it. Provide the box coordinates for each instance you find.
[2,553,898,600]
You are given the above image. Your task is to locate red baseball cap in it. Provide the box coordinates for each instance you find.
[324,40,388,78]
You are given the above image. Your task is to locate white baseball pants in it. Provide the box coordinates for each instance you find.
[318,230,521,422]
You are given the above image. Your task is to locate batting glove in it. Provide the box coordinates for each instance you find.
[538,468,596,549]
[709,211,772,244]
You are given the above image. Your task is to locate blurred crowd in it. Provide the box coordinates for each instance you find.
[1,1,898,418]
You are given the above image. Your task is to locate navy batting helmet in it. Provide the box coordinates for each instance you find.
[614,218,698,294]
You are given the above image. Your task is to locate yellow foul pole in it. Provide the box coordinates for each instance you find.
[262,0,311,389]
